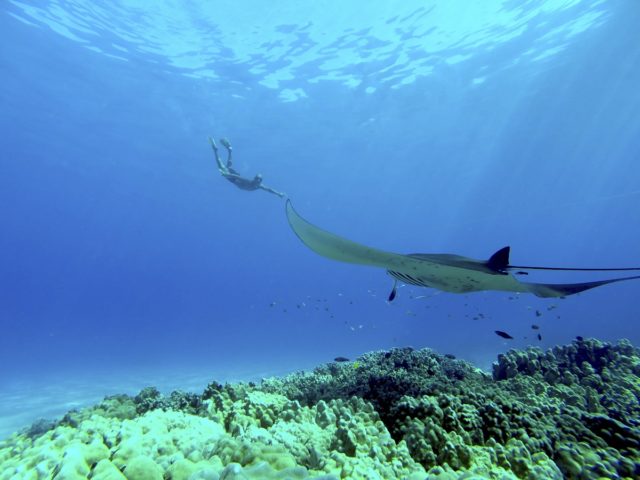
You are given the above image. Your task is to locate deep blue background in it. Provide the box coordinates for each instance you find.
[1,1,639,392]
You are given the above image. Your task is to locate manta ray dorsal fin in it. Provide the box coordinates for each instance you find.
[487,246,510,273]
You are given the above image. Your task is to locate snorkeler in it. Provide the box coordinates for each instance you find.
[209,136,285,198]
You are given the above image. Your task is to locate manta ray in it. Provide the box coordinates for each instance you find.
[285,200,640,299]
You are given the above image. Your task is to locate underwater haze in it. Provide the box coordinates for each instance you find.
[1,0,640,439]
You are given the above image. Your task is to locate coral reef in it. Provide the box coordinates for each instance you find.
[1,338,639,479]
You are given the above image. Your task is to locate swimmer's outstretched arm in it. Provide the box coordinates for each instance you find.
[209,137,226,172]
[259,184,286,198]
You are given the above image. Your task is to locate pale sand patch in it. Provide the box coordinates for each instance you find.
[0,362,302,440]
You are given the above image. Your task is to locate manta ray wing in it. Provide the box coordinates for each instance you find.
[286,200,407,269]
[285,200,640,298]
[523,276,640,297]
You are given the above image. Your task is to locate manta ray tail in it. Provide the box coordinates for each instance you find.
[508,261,640,272]
[525,275,640,298]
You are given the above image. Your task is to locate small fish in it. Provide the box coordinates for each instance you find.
[515,271,529,276]
[531,324,540,330]
[334,356,350,362]
[535,310,542,317]
[388,287,397,302]
[495,330,514,339]
[576,335,584,341]
[537,333,542,341]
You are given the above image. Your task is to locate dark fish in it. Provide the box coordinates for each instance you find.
[537,333,542,341]
[444,353,456,360]
[334,356,350,362]
[531,324,540,330]
[535,310,542,317]
[576,335,584,341]
[495,330,514,339]
[388,286,397,302]
[515,271,529,276]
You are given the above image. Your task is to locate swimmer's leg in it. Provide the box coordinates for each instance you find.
[209,136,225,171]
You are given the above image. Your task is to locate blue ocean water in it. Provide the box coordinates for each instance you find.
[1,0,639,438]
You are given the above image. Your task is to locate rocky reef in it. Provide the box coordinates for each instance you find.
[1,338,639,479]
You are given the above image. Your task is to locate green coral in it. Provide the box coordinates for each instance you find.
[1,338,639,479]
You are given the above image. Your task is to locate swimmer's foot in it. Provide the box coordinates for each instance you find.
[220,138,232,150]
